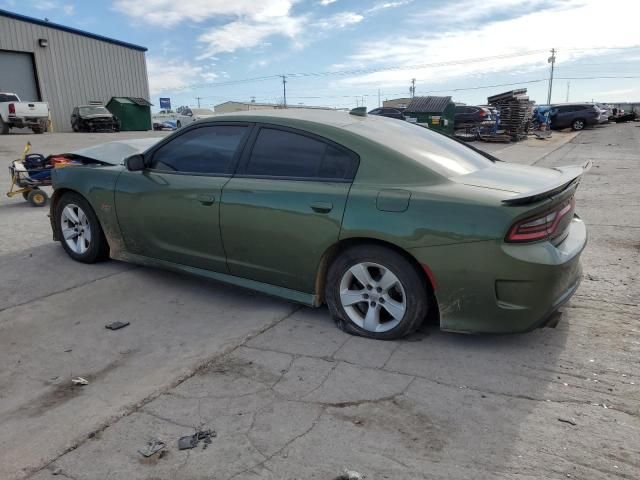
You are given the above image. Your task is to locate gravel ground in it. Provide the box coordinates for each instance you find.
[0,124,638,480]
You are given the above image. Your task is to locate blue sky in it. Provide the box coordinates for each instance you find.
[2,0,639,110]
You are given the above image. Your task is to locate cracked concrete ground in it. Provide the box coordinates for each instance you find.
[1,125,638,480]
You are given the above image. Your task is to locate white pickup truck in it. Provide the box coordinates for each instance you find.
[0,92,50,134]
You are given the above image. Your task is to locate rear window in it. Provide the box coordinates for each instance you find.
[0,94,19,102]
[349,119,494,177]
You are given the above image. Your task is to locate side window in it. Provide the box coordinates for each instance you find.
[151,125,247,174]
[244,128,357,180]
[370,109,381,114]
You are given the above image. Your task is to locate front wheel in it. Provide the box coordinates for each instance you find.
[325,245,429,340]
[55,192,110,263]
[572,118,585,131]
[176,120,182,128]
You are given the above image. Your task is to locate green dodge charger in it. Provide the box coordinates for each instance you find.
[50,109,588,339]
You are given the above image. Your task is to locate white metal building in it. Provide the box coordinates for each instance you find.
[0,9,149,132]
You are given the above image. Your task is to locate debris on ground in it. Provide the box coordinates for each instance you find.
[138,439,166,457]
[178,429,216,450]
[71,377,89,386]
[51,467,62,475]
[557,417,577,426]
[105,321,130,330]
[335,469,365,480]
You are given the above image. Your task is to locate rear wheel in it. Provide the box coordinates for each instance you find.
[27,188,48,207]
[325,245,429,340]
[55,192,109,263]
[571,118,585,130]
[0,117,9,135]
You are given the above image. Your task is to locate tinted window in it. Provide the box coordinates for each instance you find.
[348,119,493,177]
[151,125,247,174]
[369,109,382,115]
[0,94,19,102]
[245,128,357,180]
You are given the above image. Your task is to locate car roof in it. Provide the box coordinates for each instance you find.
[211,108,363,128]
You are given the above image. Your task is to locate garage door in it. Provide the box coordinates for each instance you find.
[0,50,40,101]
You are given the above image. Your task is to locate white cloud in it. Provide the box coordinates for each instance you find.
[337,0,640,89]
[147,57,219,94]
[114,0,307,56]
[316,11,364,29]
[320,0,338,5]
[366,0,413,13]
[197,15,305,58]
[33,0,58,10]
[113,0,297,27]
[62,4,74,15]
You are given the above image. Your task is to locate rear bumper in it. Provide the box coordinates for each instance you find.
[409,216,587,334]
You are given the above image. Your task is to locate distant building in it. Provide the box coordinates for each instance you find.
[0,8,149,132]
[214,101,335,114]
[382,97,412,109]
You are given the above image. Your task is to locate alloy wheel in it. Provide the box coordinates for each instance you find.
[339,262,407,333]
[61,204,92,254]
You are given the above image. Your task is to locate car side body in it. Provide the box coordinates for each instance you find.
[50,110,588,335]
[549,103,601,130]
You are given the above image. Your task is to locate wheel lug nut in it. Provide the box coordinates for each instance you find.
[366,285,372,290]
[376,287,382,293]
[363,293,369,299]
[379,298,385,304]
[370,301,376,307]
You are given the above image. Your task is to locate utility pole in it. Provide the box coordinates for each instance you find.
[195,97,202,108]
[566,81,570,103]
[279,75,287,108]
[410,78,416,98]
[546,48,556,105]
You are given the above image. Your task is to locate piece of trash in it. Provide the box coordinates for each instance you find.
[52,468,62,475]
[64,349,73,353]
[557,417,577,426]
[105,321,130,330]
[178,429,216,450]
[71,377,89,386]
[138,439,166,457]
[336,469,364,480]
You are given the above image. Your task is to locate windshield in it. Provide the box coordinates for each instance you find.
[79,106,109,115]
[350,117,494,178]
[0,94,19,102]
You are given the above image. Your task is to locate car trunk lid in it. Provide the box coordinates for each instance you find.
[452,160,591,205]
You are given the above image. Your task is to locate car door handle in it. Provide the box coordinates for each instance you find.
[310,201,333,213]
[197,194,215,206]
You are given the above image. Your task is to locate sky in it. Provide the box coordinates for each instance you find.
[2,0,640,111]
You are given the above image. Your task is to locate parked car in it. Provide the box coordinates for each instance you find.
[454,105,493,128]
[368,107,405,120]
[0,92,49,134]
[549,104,600,130]
[153,120,177,131]
[595,103,612,123]
[71,105,119,132]
[176,108,216,128]
[48,110,588,339]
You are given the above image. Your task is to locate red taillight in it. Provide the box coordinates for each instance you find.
[506,198,575,243]
[8,103,15,114]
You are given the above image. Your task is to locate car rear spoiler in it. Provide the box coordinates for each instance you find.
[502,160,592,205]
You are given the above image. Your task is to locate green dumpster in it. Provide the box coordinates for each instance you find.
[106,97,152,131]
[404,96,455,135]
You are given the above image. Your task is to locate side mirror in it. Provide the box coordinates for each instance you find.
[125,154,146,171]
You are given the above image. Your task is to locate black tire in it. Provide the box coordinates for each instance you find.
[27,188,48,207]
[571,118,585,131]
[22,191,30,200]
[0,117,9,135]
[325,245,429,340]
[176,120,182,128]
[72,122,79,132]
[55,192,110,263]
[31,127,43,134]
